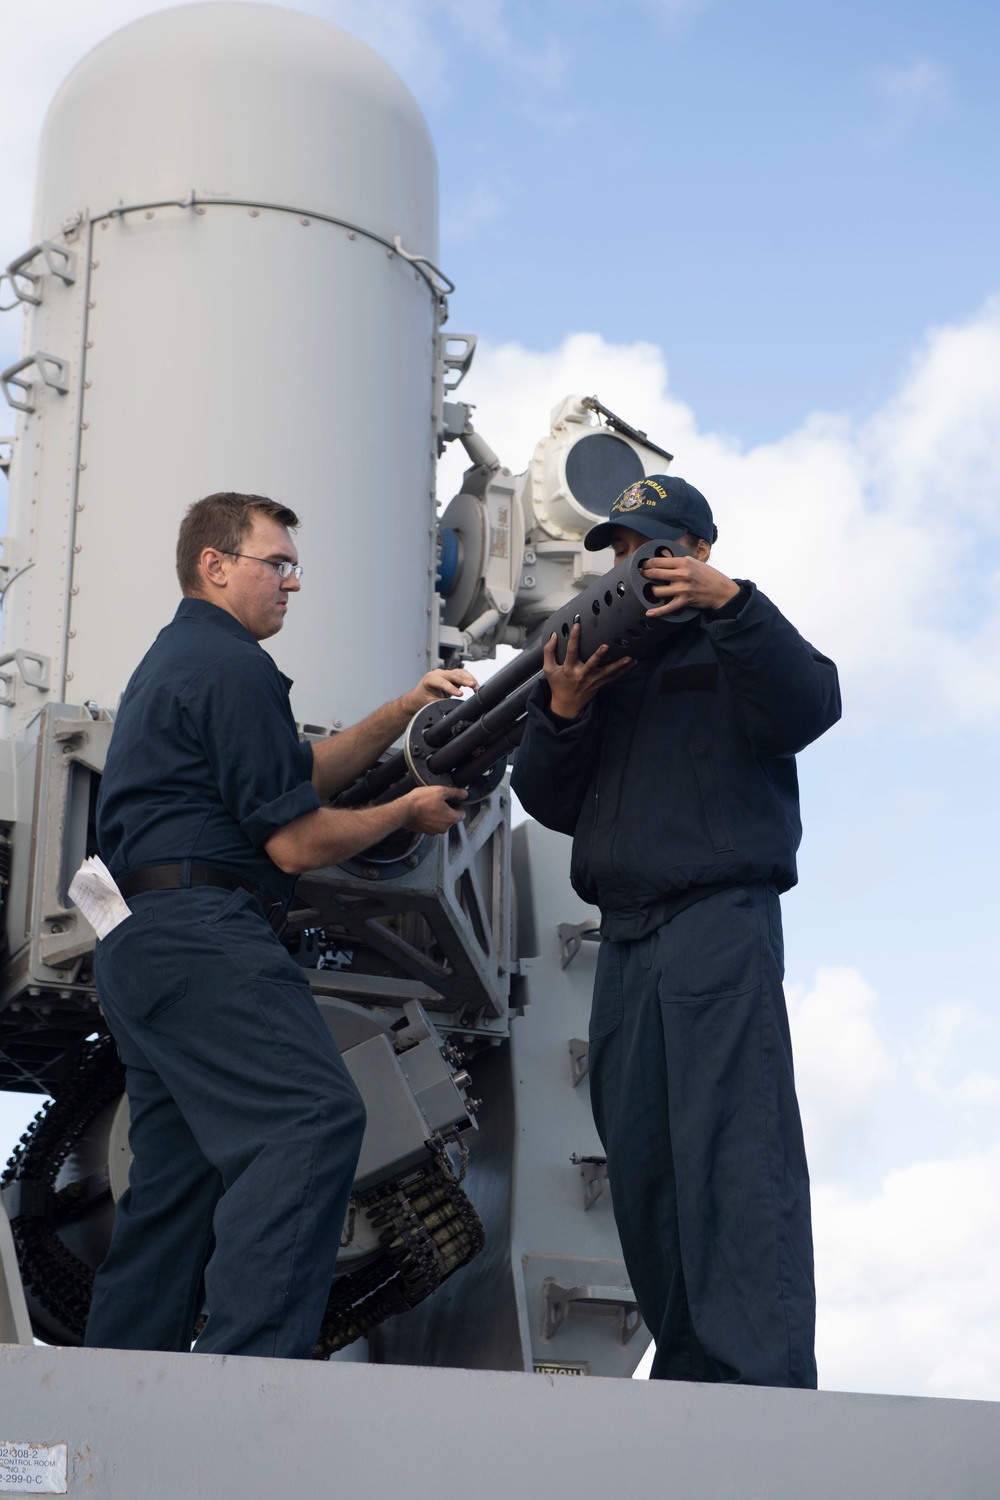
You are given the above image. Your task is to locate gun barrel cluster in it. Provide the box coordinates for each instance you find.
[336,539,694,811]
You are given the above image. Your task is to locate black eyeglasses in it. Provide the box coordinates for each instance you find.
[226,552,303,581]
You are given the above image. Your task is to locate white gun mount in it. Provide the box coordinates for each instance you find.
[436,391,676,661]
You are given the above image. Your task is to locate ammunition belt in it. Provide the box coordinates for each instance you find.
[1,1035,485,1355]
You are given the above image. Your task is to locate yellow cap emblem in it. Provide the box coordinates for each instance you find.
[615,482,645,513]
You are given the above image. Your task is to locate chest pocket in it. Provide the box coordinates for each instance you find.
[660,663,718,694]
[690,738,734,852]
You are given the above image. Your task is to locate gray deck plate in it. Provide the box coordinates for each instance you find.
[1,1344,999,1497]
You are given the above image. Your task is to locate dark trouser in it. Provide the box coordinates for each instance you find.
[588,884,816,1387]
[85,886,366,1360]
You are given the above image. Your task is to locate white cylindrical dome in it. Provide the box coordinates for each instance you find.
[33,2,437,254]
[2,3,443,733]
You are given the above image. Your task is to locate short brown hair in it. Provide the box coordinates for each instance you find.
[176,492,300,595]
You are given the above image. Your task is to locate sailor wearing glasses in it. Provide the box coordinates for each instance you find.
[85,490,474,1359]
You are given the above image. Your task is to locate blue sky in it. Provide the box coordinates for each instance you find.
[3,0,1000,1398]
[417,0,1000,444]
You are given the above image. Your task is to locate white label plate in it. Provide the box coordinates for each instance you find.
[0,1442,68,1494]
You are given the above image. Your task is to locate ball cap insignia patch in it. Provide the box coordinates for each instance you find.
[614,482,645,513]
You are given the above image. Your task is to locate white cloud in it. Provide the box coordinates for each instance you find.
[872,56,954,133]
[442,301,1000,735]
[634,0,713,22]
[787,967,895,1178]
[910,1001,1000,1110]
[442,184,506,244]
[815,1146,1000,1399]
[576,0,712,28]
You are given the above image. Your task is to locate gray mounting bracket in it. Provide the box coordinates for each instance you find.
[440,333,476,390]
[568,1038,589,1087]
[440,400,472,444]
[1,352,70,413]
[569,1153,608,1211]
[541,1277,641,1346]
[0,440,12,479]
[557,920,601,969]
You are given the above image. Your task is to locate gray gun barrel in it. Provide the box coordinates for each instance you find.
[425,674,541,776]
[422,536,694,754]
[451,718,528,788]
[420,643,546,751]
[336,538,694,808]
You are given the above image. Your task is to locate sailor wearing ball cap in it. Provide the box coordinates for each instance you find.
[512,470,841,1389]
[583,473,718,551]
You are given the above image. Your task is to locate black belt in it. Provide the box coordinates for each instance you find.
[117,863,288,935]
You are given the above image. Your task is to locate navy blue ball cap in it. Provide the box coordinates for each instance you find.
[584,473,717,551]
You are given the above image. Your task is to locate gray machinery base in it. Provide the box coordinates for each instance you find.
[1,1343,998,1498]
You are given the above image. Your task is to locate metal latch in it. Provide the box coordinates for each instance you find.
[557,919,600,968]
[541,1277,641,1345]
[570,1152,607,1210]
[1,352,70,413]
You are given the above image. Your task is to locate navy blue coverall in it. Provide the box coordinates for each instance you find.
[511,581,841,1386]
[85,598,366,1359]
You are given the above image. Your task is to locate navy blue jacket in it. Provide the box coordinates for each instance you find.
[98,598,321,904]
[510,582,841,941]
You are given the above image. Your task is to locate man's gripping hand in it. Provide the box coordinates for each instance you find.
[401,785,468,833]
[400,668,478,717]
[640,555,740,617]
[543,622,634,721]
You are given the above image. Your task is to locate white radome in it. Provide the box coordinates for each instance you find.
[3,2,443,732]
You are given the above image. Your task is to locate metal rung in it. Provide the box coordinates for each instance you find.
[569,1153,607,1210]
[541,1277,641,1345]
[568,1038,589,1087]
[1,352,70,413]
[557,920,600,968]
[1,242,78,310]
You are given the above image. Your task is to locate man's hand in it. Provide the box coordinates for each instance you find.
[640,555,740,617]
[399,668,478,718]
[401,785,468,833]
[266,785,468,872]
[543,623,633,721]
